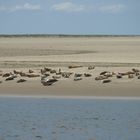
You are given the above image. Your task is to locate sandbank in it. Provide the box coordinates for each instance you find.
[0,36,140,97]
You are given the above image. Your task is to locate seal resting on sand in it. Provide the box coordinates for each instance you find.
[132,68,139,73]
[50,69,56,74]
[13,70,22,75]
[100,71,109,75]
[52,75,61,79]
[41,67,51,74]
[102,79,111,83]
[68,65,82,69]
[95,75,108,80]
[118,71,135,76]
[128,74,134,79]
[29,69,34,73]
[41,77,58,86]
[5,75,17,81]
[84,73,92,77]
[61,72,73,78]
[27,73,40,78]
[3,73,11,77]
[116,74,122,79]
[88,66,95,70]
[0,72,3,76]
[74,77,82,81]
[74,73,82,77]
[17,79,27,83]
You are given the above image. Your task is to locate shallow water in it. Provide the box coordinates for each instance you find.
[0,97,140,140]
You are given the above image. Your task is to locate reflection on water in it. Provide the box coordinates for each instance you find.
[0,97,140,140]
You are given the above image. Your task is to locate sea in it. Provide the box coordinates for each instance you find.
[0,96,140,140]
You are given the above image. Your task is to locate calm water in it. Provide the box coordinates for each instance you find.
[0,97,140,140]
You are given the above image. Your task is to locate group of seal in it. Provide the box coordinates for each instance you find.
[95,68,140,83]
[0,69,39,84]
[0,66,140,86]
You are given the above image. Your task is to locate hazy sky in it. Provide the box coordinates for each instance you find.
[0,0,140,35]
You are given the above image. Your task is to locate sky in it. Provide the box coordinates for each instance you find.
[0,0,140,35]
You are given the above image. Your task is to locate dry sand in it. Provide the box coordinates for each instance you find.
[0,36,140,97]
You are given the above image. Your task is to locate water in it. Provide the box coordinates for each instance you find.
[0,97,140,140]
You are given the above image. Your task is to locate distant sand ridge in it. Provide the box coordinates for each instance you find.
[0,36,140,67]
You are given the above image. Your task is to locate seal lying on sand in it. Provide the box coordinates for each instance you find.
[128,74,134,79]
[13,70,22,75]
[61,72,73,78]
[74,77,82,81]
[29,69,34,73]
[95,75,108,80]
[17,79,27,83]
[132,68,139,73]
[102,79,111,83]
[84,73,92,77]
[0,72,2,76]
[74,73,82,77]
[20,72,40,78]
[116,74,122,79]
[3,73,11,77]
[118,71,135,76]
[41,77,58,86]
[88,66,95,70]
[5,75,17,81]
[68,65,82,69]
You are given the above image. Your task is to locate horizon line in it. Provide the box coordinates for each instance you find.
[0,34,140,38]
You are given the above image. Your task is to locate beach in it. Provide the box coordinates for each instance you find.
[1,0,140,139]
[0,36,140,97]
[0,36,140,140]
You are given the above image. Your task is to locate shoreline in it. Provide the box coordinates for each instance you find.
[0,95,140,100]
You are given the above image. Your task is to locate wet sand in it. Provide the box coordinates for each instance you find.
[0,36,140,97]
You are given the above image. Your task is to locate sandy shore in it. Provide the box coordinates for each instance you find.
[0,36,140,97]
